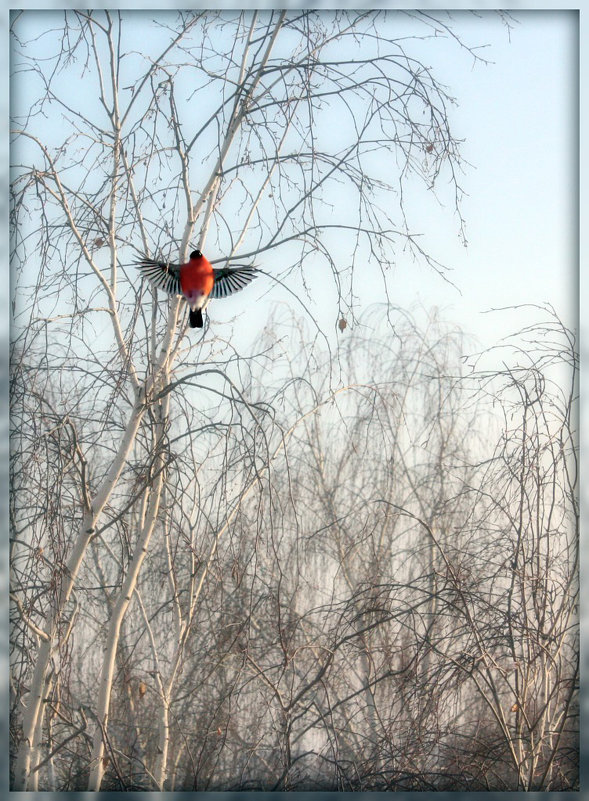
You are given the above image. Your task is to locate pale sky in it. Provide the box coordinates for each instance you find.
[394,10,577,351]
[9,10,579,357]
[263,10,578,354]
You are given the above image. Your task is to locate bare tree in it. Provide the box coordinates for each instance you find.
[221,306,577,791]
[449,306,579,790]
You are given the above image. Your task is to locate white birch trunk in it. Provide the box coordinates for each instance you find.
[153,699,170,790]
[87,385,170,791]
[28,702,43,792]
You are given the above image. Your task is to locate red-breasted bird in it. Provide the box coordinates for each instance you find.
[136,249,258,328]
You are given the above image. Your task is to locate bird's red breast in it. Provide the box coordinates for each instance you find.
[180,252,214,300]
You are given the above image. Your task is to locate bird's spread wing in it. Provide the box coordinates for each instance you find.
[211,265,258,299]
[136,258,181,296]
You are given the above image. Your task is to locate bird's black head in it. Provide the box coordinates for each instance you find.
[190,249,203,259]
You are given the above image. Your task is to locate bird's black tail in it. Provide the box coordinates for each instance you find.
[189,308,204,328]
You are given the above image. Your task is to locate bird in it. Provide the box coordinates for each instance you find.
[136,249,258,328]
